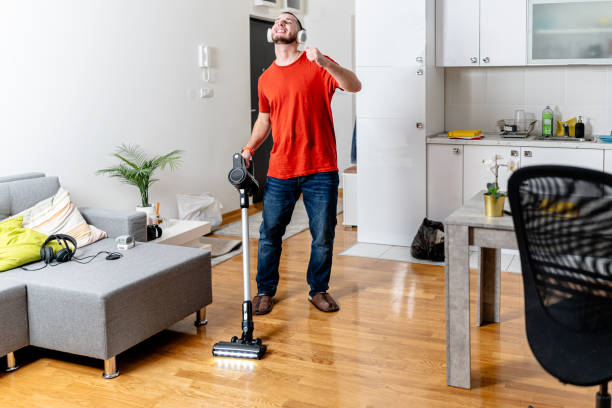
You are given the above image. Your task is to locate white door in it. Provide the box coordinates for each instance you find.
[427,144,463,221]
[520,147,604,171]
[436,0,479,67]
[605,150,612,174]
[479,0,527,66]
[463,145,516,203]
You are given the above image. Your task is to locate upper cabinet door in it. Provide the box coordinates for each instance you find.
[480,0,527,66]
[436,0,479,67]
[529,0,612,65]
[357,0,425,67]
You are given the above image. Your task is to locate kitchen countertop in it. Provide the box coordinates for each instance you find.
[427,133,612,149]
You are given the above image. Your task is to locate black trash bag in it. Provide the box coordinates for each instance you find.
[410,218,445,262]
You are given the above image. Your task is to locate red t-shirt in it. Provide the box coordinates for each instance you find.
[258,52,340,179]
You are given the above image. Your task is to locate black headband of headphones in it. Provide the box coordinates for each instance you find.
[42,234,77,251]
[280,11,304,31]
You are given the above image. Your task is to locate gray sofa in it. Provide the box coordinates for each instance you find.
[0,173,212,378]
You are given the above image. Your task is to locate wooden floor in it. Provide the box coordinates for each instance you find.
[0,213,598,407]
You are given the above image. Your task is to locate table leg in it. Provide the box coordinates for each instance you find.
[446,224,471,389]
[477,248,501,326]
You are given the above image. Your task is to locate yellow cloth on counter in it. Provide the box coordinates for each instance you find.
[448,129,482,137]
[556,117,577,137]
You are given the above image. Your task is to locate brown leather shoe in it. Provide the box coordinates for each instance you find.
[309,293,340,313]
[252,295,274,315]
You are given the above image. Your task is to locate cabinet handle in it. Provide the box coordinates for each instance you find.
[452,147,460,154]
[416,122,424,129]
[416,56,423,63]
[470,57,478,63]
[511,150,519,157]
[524,150,532,157]
[416,68,424,76]
[482,57,490,63]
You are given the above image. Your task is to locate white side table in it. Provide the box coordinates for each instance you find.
[155,219,212,246]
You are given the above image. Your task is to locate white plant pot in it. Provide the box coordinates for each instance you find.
[136,206,156,225]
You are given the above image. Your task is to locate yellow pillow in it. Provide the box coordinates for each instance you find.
[0,217,61,272]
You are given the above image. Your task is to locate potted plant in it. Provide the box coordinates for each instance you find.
[97,144,183,221]
[482,155,517,217]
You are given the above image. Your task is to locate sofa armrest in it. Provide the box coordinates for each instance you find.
[79,207,147,242]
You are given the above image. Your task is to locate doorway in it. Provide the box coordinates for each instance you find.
[249,18,276,203]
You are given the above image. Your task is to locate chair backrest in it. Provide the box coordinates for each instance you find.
[508,165,612,334]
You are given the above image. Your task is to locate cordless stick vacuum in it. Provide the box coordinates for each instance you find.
[212,153,267,360]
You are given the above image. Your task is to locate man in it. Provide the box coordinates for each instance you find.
[241,12,361,314]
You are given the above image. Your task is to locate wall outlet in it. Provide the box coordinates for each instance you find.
[200,88,214,98]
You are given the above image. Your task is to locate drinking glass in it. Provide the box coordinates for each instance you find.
[514,109,526,131]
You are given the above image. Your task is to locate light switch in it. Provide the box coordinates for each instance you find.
[200,88,214,98]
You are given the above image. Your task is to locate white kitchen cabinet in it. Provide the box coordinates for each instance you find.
[427,144,463,221]
[436,0,479,67]
[529,0,612,65]
[342,167,358,227]
[463,145,516,203]
[519,147,604,170]
[356,0,444,246]
[605,151,612,173]
[436,0,527,67]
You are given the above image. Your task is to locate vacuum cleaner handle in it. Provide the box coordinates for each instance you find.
[228,153,259,196]
[233,152,254,173]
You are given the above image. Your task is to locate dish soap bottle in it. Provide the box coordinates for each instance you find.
[575,115,585,138]
[542,106,553,138]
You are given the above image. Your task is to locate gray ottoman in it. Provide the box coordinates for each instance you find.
[0,239,212,378]
[0,280,29,372]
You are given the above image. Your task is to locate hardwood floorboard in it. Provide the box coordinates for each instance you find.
[0,212,598,407]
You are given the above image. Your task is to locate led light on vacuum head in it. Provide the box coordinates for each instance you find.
[212,341,266,360]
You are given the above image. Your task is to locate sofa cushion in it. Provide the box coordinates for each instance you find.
[0,238,212,360]
[0,173,45,184]
[0,216,61,272]
[6,176,61,216]
[0,183,11,220]
[0,280,29,357]
[14,187,107,248]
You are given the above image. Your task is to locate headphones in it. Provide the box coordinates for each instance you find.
[41,234,77,264]
[267,28,307,44]
[267,12,307,44]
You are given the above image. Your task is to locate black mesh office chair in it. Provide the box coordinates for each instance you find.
[508,165,612,408]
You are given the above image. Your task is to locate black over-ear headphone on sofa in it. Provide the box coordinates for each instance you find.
[41,234,77,264]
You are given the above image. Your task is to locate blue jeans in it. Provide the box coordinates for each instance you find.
[257,171,339,298]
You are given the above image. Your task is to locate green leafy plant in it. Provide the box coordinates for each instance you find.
[486,182,503,198]
[482,155,517,198]
[97,144,184,207]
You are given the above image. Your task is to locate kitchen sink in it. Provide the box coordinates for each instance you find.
[536,136,594,142]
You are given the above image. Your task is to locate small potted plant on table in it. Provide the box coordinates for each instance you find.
[482,155,517,217]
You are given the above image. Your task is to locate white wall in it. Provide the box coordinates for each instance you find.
[0,0,355,217]
[445,66,612,137]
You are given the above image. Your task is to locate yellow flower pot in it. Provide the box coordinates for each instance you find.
[484,194,505,217]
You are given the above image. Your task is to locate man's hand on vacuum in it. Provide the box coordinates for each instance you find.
[305,47,330,68]
[241,147,254,168]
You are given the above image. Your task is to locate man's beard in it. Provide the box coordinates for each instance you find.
[272,32,297,44]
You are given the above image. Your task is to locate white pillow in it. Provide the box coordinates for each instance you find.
[14,187,107,248]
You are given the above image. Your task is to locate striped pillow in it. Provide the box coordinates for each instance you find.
[13,187,107,248]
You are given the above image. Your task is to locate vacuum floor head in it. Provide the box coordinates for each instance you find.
[212,341,266,360]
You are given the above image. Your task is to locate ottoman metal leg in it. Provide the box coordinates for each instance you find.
[195,307,208,327]
[5,352,19,372]
[102,357,119,379]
